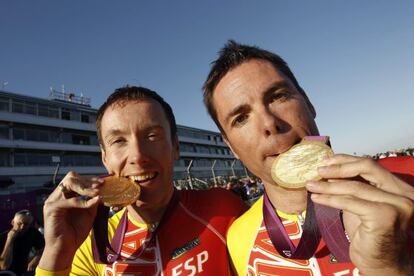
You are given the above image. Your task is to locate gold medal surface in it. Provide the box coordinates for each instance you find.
[271,140,333,188]
[100,176,141,207]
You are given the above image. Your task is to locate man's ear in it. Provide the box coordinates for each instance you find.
[100,146,111,173]
[172,135,180,160]
[223,135,239,159]
[299,87,317,118]
[309,101,316,118]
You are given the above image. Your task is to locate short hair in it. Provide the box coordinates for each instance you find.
[202,40,315,134]
[15,209,32,217]
[14,209,33,223]
[96,86,177,147]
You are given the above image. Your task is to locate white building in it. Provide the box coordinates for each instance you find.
[0,89,248,194]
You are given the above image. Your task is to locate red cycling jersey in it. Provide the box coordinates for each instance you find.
[68,188,247,276]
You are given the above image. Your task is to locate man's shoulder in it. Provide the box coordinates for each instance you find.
[180,188,244,206]
[180,188,247,217]
[229,195,263,234]
[227,196,263,276]
[181,187,237,196]
[27,226,42,235]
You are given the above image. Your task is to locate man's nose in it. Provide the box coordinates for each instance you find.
[260,108,285,136]
[128,140,150,165]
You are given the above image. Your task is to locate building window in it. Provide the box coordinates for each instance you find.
[12,100,24,113]
[61,109,71,120]
[0,151,9,166]
[174,159,185,167]
[0,124,8,139]
[13,128,25,140]
[50,131,60,143]
[39,104,59,119]
[0,97,8,111]
[27,154,50,166]
[25,102,36,115]
[81,114,90,123]
[72,134,90,145]
[61,154,101,166]
[90,135,99,145]
[11,100,37,115]
[196,145,209,154]
[26,129,38,141]
[14,153,27,166]
[184,159,192,167]
[38,130,50,142]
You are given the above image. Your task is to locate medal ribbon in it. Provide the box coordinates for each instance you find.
[92,189,180,264]
[263,135,350,262]
[263,190,321,259]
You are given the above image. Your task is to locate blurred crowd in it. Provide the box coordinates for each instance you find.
[371,147,414,160]
[174,176,264,205]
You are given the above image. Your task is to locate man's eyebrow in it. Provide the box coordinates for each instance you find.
[223,81,291,126]
[104,129,124,140]
[103,125,164,140]
[146,125,164,132]
[224,104,250,126]
[263,81,291,97]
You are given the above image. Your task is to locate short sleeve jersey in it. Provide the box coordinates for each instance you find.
[70,188,247,276]
[227,156,414,276]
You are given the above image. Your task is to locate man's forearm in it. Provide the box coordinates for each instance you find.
[31,252,42,265]
[0,238,15,269]
[38,246,76,271]
[27,252,42,271]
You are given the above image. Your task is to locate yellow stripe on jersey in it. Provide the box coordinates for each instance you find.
[227,196,263,276]
[276,209,306,222]
[71,208,149,276]
[227,195,308,275]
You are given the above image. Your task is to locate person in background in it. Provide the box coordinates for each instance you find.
[0,210,44,276]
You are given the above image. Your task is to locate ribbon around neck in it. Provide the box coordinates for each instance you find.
[92,189,180,264]
[263,189,350,262]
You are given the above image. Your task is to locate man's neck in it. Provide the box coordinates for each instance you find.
[264,182,308,214]
[127,189,174,225]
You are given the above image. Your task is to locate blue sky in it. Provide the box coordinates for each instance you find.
[1,1,413,155]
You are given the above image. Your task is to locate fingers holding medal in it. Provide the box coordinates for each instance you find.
[53,173,141,208]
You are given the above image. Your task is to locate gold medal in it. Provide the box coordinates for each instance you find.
[100,176,141,207]
[271,140,333,189]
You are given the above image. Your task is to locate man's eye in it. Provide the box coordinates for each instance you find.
[148,133,160,141]
[111,139,125,145]
[271,90,291,102]
[232,114,248,127]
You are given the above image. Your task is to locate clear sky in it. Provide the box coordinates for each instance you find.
[1,1,413,155]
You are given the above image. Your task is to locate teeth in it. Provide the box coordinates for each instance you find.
[129,173,156,182]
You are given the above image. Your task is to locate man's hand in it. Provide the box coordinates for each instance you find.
[0,229,20,270]
[27,254,41,271]
[6,229,19,241]
[306,154,414,276]
[38,171,103,271]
